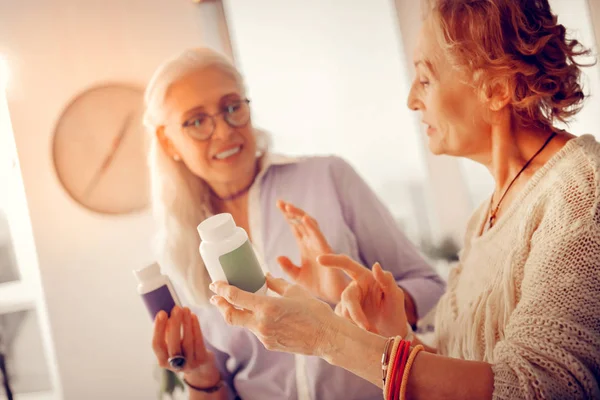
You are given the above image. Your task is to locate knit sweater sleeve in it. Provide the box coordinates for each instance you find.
[491,160,600,399]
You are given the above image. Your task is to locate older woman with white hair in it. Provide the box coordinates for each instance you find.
[143,47,445,399]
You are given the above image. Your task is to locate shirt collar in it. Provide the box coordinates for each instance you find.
[257,152,301,179]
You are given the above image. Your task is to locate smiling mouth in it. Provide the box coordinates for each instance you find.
[214,145,243,160]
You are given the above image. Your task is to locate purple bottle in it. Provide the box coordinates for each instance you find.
[134,263,181,319]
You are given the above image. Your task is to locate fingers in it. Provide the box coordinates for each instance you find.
[277,200,306,240]
[317,254,370,281]
[265,273,293,296]
[277,256,302,281]
[152,311,169,368]
[338,304,355,327]
[303,214,332,252]
[341,282,371,331]
[334,301,344,316]
[210,281,261,311]
[190,312,208,362]
[210,295,254,327]
[181,308,194,364]
[166,306,184,359]
[278,200,332,252]
[278,200,307,219]
[153,307,210,372]
[373,263,398,291]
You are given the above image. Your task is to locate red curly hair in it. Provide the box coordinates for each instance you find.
[426,0,595,129]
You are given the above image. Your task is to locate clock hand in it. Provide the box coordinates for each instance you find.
[82,112,136,201]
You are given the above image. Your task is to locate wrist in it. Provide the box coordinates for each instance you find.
[184,367,221,388]
[322,316,385,366]
[321,316,388,387]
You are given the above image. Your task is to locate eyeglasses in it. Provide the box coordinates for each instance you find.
[181,99,251,141]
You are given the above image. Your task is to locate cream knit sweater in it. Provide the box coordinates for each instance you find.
[434,135,600,399]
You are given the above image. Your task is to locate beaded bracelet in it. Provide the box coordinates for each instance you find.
[399,345,424,400]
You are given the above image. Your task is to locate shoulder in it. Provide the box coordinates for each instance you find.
[542,135,600,220]
[523,135,600,242]
[265,154,360,181]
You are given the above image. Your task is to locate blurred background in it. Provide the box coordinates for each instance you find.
[0,0,598,398]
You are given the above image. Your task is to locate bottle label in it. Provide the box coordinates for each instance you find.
[142,285,176,319]
[219,240,266,293]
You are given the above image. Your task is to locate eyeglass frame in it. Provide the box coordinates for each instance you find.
[181,98,252,141]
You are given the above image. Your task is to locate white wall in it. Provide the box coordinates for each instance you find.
[0,1,227,398]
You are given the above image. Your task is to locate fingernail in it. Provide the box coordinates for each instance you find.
[209,282,216,292]
[210,296,217,304]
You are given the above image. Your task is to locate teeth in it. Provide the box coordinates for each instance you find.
[215,146,241,160]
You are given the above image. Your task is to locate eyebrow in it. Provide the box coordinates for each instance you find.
[181,106,206,124]
[180,94,242,123]
[414,59,437,77]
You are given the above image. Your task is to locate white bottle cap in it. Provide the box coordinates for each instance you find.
[198,213,236,242]
[133,262,161,283]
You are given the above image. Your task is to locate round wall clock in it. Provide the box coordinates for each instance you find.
[52,84,150,215]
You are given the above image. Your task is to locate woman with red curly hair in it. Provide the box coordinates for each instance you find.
[195,0,600,398]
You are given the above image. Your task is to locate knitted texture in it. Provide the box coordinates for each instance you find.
[435,135,600,399]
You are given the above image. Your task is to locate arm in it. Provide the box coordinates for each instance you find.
[330,157,445,320]
[327,201,600,398]
[324,318,494,399]
[210,275,492,399]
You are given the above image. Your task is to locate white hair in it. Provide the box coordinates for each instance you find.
[143,47,267,306]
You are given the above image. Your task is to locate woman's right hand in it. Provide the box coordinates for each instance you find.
[152,306,221,389]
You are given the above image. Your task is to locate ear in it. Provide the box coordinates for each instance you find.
[156,126,181,161]
[487,79,511,112]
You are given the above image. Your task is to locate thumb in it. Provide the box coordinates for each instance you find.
[266,273,293,296]
[318,254,369,281]
[372,263,397,291]
[277,256,301,281]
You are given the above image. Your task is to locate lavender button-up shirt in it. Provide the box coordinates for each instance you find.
[193,154,445,400]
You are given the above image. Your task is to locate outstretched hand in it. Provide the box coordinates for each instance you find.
[276,200,349,303]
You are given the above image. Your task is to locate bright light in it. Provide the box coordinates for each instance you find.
[0,55,9,89]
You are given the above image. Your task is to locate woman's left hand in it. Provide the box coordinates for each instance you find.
[276,200,349,303]
[320,254,409,338]
[209,274,338,357]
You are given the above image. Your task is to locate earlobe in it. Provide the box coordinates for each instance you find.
[156,126,182,161]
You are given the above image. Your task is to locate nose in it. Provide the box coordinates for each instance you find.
[407,81,422,111]
[211,114,234,141]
